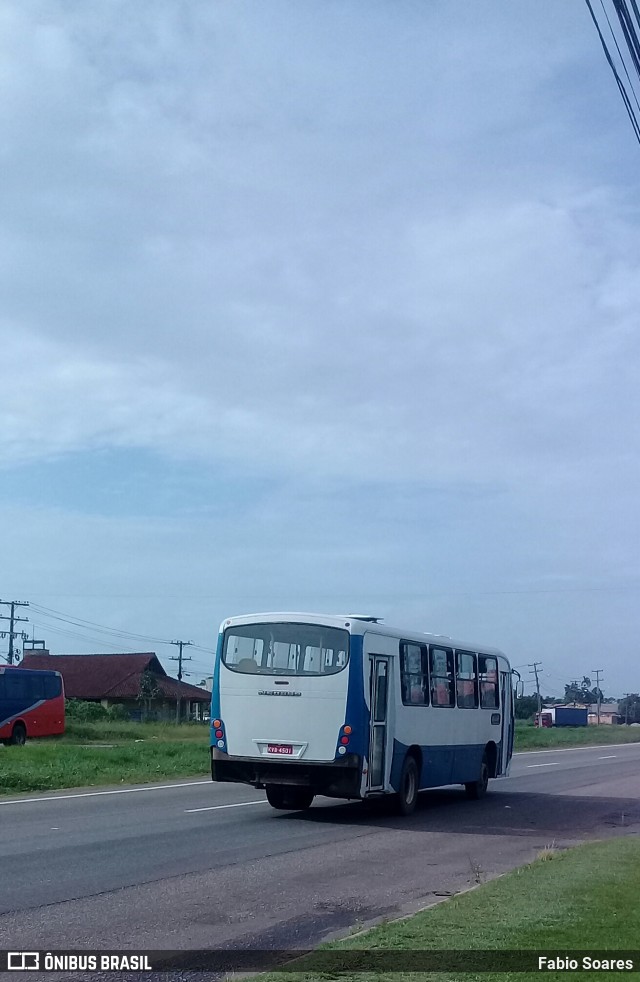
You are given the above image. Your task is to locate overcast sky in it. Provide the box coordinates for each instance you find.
[2,0,639,696]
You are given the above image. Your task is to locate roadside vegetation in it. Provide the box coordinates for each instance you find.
[515,718,640,749]
[257,837,640,982]
[0,704,210,795]
[0,737,208,794]
[2,708,640,796]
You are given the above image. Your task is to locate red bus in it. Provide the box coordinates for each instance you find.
[0,666,65,745]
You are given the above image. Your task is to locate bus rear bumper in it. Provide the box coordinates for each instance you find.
[211,749,363,799]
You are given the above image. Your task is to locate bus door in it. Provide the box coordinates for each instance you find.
[368,656,390,790]
[498,671,514,775]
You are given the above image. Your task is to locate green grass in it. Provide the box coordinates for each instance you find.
[0,739,209,794]
[256,838,640,982]
[515,720,640,750]
[61,719,210,743]
[0,721,210,794]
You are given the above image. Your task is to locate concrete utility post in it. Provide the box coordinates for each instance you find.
[0,600,29,664]
[170,640,193,724]
[592,668,604,725]
[529,662,542,725]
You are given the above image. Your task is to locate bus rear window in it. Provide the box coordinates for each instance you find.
[222,623,349,676]
[43,675,62,699]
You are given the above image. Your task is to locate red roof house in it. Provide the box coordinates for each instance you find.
[20,650,210,721]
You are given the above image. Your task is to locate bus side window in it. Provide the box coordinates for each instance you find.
[455,651,478,708]
[5,672,27,701]
[429,646,455,707]
[400,642,428,705]
[479,655,499,708]
[28,674,46,701]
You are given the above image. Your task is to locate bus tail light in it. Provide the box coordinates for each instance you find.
[335,724,354,758]
[211,717,227,752]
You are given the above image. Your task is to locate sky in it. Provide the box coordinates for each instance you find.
[1,0,639,697]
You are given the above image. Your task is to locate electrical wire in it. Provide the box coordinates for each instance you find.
[585,0,640,143]
[29,603,174,646]
[29,603,216,655]
[31,622,145,652]
[613,0,640,81]
[600,0,640,110]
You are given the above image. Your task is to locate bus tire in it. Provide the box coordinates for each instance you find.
[9,723,27,746]
[265,786,314,811]
[397,755,419,816]
[465,753,489,799]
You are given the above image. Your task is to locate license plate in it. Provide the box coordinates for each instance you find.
[267,743,293,755]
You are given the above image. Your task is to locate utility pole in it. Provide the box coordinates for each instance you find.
[529,662,542,725]
[592,668,603,725]
[0,600,29,665]
[170,640,193,724]
[624,693,630,726]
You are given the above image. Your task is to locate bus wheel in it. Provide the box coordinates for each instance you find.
[397,755,419,816]
[465,753,489,799]
[265,786,314,811]
[9,723,27,746]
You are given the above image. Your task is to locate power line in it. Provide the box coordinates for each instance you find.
[613,0,640,81]
[599,0,640,111]
[29,622,214,674]
[585,0,640,143]
[16,602,215,676]
[29,603,174,646]
[29,602,216,655]
[34,622,146,652]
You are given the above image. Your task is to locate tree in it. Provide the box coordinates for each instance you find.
[564,677,604,706]
[619,694,640,724]
[515,695,539,720]
[138,669,161,721]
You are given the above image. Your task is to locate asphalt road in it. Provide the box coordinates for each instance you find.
[1,743,639,978]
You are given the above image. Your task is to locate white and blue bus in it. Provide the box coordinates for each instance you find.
[210,612,515,815]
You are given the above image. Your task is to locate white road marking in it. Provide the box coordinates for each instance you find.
[598,755,617,759]
[185,800,269,814]
[0,780,211,806]
[527,762,561,768]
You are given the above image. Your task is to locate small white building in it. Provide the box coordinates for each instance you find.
[587,702,620,725]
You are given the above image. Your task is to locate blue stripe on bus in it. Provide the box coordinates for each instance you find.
[343,634,368,758]
[389,740,502,791]
[0,699,45,730]
[210,631,223,741]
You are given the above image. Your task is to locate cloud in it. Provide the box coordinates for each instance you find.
[1,0,639,691]
[3,187,639,493]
